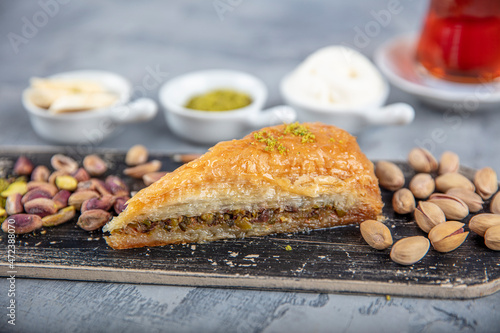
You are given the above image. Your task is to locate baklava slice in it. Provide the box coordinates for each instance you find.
[103,122,383,249]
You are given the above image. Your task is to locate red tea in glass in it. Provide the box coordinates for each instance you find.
[416,0,500,83]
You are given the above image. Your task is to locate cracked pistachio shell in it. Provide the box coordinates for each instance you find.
[428,221,468,253]
[428,193,469,220]
[446,188,483,213]
[414,201,446,233]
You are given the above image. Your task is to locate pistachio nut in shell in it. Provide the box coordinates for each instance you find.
[439,151,460,175]
[491,192,500,214]
[409,173,435,199]
[469,213,500,237]
[484,224,500,251]
[474,167,498,200]
[428,193,469,220]
[125,144,149,166]
[375,161,405,191]
[390,236,430,265]
[435,173,475,193]
[392,188,415,214]
[428,221,468,253]
[408,148,438,173]
[414,201,446,233]
[360,220,393,250]
[446,187,483,213]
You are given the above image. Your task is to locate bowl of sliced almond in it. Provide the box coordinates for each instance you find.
[22,70,157,145]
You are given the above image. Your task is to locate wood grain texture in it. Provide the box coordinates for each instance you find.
[0,147,498,299]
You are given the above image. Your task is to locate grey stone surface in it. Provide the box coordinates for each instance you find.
[1,0,499,332]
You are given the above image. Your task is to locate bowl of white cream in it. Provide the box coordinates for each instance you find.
[280,46,414,133]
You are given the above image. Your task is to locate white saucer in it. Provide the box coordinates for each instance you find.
[374,34,500,111]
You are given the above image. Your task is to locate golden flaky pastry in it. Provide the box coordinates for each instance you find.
[104,122,383,249]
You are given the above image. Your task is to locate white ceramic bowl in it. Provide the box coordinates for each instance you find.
[22,70,158,145]
[280,73,415,134]
[159,69,296,144]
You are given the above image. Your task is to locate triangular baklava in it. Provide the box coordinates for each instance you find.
[104,122,383,249]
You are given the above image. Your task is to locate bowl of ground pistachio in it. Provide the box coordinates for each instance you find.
[159,69,296,144]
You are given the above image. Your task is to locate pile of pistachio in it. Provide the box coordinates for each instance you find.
[0,145,166,235]
[361,148,500,265]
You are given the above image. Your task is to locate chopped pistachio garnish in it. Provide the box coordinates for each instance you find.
[253,130,287,154]
[283,122,315,143]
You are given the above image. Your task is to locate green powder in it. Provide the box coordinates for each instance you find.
[185,89,252,112]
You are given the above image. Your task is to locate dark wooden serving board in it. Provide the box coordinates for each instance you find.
[0,147,498,299]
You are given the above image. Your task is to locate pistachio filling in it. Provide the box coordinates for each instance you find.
[121,204,349,236]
